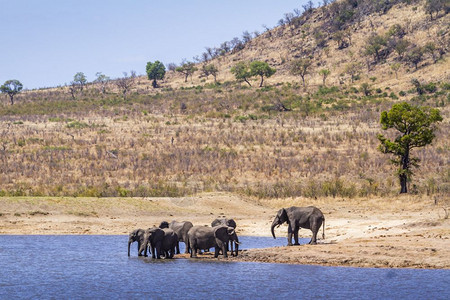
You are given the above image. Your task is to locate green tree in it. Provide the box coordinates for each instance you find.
[377,102,442,193]
[344,62,361,83]
[231,61,252,86]
[249,61,276,87]
[200,64,219,82]
[390,63,401,79]
[393,38,410,59]
[360,82,371,96]
[363,34,387,62]
[425,0,447,20]
[146,61,166,88]
[0,79,23,105]
[406,46,424,70]
[319,69,331,86]
[176,61,197,83]
[290,58,312,87]
[73,72,87,91]
[424,42,438,63]
[94,72,110,94]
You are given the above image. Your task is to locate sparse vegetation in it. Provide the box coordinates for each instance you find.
[0,0,449,200]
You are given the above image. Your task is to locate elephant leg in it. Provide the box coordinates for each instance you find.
[287,225,293,246]
[309,221,319,244]
[156,246,162,259]
[176,241,180,254]
[214,247,220,258]
[222,245,228,258]
[137,241,142,256]
[293,228,300,245]
[184,241,190,254]
[190,243,198,258]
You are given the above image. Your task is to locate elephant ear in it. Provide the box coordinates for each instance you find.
[278,208,288,222]
[214,226,228,239]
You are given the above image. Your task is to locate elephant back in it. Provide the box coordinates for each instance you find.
[145,227,164,242]
[162,228,178,247]
[169,221,194,233]
[211,218,236,229]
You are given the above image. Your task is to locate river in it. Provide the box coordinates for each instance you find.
[0,235,448,299]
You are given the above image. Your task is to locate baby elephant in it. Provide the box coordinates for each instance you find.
[128,229,146,257]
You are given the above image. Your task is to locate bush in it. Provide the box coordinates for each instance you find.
[423,82,437,93]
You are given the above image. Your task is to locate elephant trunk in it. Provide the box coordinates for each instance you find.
[271,219,278,239]
[128,241,132,256]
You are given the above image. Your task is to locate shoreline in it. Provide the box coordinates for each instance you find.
[1,193,449,269]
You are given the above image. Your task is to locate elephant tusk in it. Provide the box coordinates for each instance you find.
[234,241,241,245]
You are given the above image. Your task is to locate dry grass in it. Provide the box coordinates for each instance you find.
[0,88,448,198]
[0,0,449,199]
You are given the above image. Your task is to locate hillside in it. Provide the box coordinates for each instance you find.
[0,0,449,200]
[163,0,449,93]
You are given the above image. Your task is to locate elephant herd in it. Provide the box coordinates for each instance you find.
[128,206,325,259]
[128,218,239,259]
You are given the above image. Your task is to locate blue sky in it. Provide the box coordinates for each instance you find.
[0,1,307,90]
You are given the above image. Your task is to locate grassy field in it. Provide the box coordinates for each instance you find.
[1,0,449,200]
[0,81,448,199]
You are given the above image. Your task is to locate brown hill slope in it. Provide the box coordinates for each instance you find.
[161,0,449,92]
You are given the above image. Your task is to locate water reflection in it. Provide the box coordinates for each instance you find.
[0,235,448,299]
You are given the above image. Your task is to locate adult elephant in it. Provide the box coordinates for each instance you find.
[188,225,240,258]
[159,220,193,254]
[271,206,325,246]
[140,227,178,259]
[211,218,237,253]
[128,228,145,257]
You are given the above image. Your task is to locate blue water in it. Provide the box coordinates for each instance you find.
[0,236,449,299]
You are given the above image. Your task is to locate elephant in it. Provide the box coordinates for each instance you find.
[159,220,194,254]
[160,228,178,258]
[139,227,178,259]
[271,206,325,246]
[187,225,240,258]
[128,228,145,257]
[211,218,237,253]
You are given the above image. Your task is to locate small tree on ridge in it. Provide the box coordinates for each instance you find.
[146,61,166,88]
[0,79,23,105]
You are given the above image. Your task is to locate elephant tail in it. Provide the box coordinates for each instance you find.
[322,217,325,240]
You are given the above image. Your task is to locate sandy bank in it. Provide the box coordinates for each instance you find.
[0,193,448,269]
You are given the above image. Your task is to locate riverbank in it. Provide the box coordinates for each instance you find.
[0,193,448,269]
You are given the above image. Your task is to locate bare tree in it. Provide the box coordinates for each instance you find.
[94,72,110,95]
[242,31,252,43]
[167,63,177,72]
[115,72,135,100]
[68,81,79,100]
